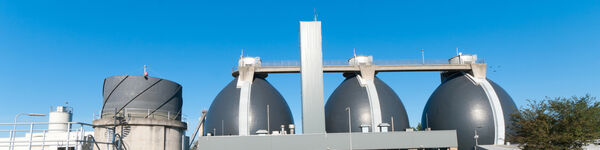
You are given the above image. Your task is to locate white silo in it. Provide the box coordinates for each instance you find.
[48,106,72,132]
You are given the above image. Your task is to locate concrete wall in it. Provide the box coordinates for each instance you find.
[196,130,458,150]
[93,118,187,150]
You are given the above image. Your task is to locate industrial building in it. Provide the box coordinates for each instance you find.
[7,19,597,150]
[193,21,479,150]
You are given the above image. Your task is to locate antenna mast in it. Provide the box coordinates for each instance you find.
[240,49,244,58]
[456,48,459,56]
[421,49,425,64]
[144,65,148,77]
[313,8,318,21]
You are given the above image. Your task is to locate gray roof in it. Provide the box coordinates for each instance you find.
[102,75,183,120]
[204,77,294,136]
[325,74,410,133]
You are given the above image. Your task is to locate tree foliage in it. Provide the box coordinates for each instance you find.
[412,122,422,131]
[509,95,600,150]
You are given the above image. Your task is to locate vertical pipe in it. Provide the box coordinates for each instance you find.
[11,114,21,150]
[81,126,87,150]
[181,134,185,150]
[474,129,480,150]
[221,120,224,136]
[41,130,46,150]
[346,107,352,150]
[421,49,425,64]
[119,121,124,150]
[75,126,82,150]
[267,105,270,133]
[107,128,111,150]
[8,127,13,150]
[109,125,114,150]
[391,116,395,132]
[66,122,71,150]
[426,114,429,128]
[28,123,33,150]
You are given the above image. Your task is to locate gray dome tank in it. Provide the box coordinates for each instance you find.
[204,75,294,136]
[421,63,518,149]
[101,75,183,120]
[325,73,410,133]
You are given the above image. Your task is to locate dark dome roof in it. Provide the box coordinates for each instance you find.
[422,73,517,150]
[204,77,294,136]
[325,74,410,133]
[102,75,183,120]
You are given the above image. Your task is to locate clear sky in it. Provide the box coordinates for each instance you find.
[1,0,599,134]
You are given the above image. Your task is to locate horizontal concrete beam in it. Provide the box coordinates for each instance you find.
[196,130,458,150]
[234,64,480,74]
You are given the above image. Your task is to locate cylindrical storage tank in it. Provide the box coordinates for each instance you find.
[204,75,294,136]
[48,106,72,132]
[101,75,182,120]
[325,73,410,133]
[94,75,186,150]
[421,72,518,150]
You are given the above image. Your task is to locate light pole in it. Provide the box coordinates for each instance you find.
[474,126,482,150]
[10,113,46,150]
[345,107,352,150]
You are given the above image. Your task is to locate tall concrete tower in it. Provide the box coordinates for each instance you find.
[299,21,326,134]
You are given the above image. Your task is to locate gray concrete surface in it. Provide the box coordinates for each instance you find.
[196,130,457,150]
[93,118,187,150]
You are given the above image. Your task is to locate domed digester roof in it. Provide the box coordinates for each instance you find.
[422,55,517,150]
[102,75,183,120]
[325,73,410,133]
[204,75,294,136]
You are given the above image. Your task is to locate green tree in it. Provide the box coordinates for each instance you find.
[509,95,600,150]
[412,122,422,131]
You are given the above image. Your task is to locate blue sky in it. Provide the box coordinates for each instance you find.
[1,0,599,134]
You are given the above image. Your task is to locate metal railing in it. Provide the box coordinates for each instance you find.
[261,59,456,67]
[0,122,120,150]
[233,58,486,71]
[50,106,73,114]
[98,108,186,122]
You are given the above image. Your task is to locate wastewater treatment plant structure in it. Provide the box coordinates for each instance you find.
[0,19,518,150]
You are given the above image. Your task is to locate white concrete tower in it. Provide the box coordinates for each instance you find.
[299,20,325,134]
[48,106,72,133]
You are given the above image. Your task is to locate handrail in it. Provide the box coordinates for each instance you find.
[0,121,118,150]
[100,107,185,121]
[189,111,207,148]
[114,134,126,150]
[85,135,103,150]
[0,122,95,126]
